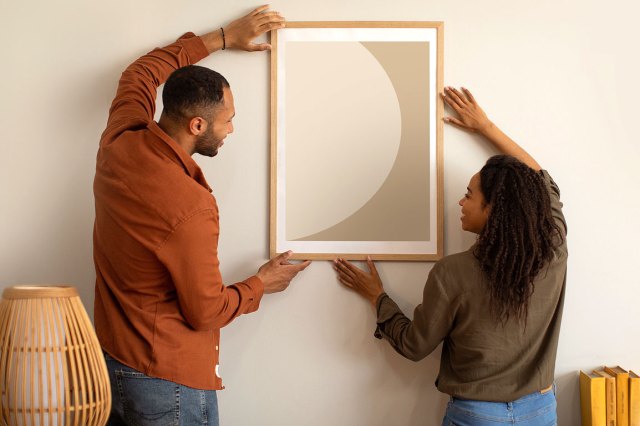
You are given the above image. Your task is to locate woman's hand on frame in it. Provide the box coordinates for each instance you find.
[333,257,384,307]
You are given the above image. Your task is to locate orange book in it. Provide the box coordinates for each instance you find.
[605,366,630,426]
[594,369,617,426]
[630,371,639,426]
[581,371,607,426]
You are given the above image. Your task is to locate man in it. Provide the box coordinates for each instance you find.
[93,6,309,425]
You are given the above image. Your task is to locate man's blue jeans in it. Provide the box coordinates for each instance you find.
[442,385,557,425]
[105,352,219,426]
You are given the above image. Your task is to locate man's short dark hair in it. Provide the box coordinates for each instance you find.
[162,65,230,121]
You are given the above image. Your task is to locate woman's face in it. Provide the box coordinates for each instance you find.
[459,173,490,234]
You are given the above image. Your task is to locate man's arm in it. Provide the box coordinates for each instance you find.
[156,210,261,331]
[100,34,208,147]
[442,87,542,171]
[100,5,285,147]
[157,209,310,331]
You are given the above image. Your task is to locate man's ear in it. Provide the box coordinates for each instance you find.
[188,117,207,136]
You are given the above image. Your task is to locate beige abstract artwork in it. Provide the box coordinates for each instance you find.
[271,23,443,260]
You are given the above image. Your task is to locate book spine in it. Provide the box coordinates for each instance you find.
[630,372,639,426]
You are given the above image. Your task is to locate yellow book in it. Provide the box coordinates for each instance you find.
[605,366,630,426]
[630,371,639,426]
[581,370,607,426]
[594,369,617,426]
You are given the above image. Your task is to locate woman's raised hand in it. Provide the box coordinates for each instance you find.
[442,86,541,170]
[442,87,493,135]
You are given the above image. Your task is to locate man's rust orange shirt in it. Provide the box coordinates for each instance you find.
[93,33,263,390]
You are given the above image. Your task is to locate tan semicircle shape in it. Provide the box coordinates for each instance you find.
[294,41,431,242]
[285,41,402,240]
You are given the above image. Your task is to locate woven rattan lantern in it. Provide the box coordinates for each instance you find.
[0,285,111,425]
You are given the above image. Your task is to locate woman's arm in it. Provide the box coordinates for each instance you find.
[442,87,541,171]
[334,257,453,362]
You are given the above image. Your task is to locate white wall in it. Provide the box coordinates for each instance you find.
[1,0,639,424]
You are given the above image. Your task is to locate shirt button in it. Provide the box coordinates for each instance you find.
[215,345,219,351]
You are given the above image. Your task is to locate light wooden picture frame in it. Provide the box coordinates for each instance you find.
[270,22,444,261]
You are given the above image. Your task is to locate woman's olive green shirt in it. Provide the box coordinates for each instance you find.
[375,171,567,402]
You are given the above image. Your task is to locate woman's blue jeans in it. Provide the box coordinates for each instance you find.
[104,352,219,426]
[442,385,557,425]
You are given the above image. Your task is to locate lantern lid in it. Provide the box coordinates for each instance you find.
[2,285,78,299]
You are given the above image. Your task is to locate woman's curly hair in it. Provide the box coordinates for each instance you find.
[474,155,563,323]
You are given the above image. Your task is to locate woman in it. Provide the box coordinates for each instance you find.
[334,87,567,425]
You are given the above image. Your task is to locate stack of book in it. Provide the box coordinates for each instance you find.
[580,366,640,426]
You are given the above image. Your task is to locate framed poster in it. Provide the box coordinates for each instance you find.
[270,22,444,261]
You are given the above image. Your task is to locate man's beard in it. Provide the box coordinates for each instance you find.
[194,128,221,157]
